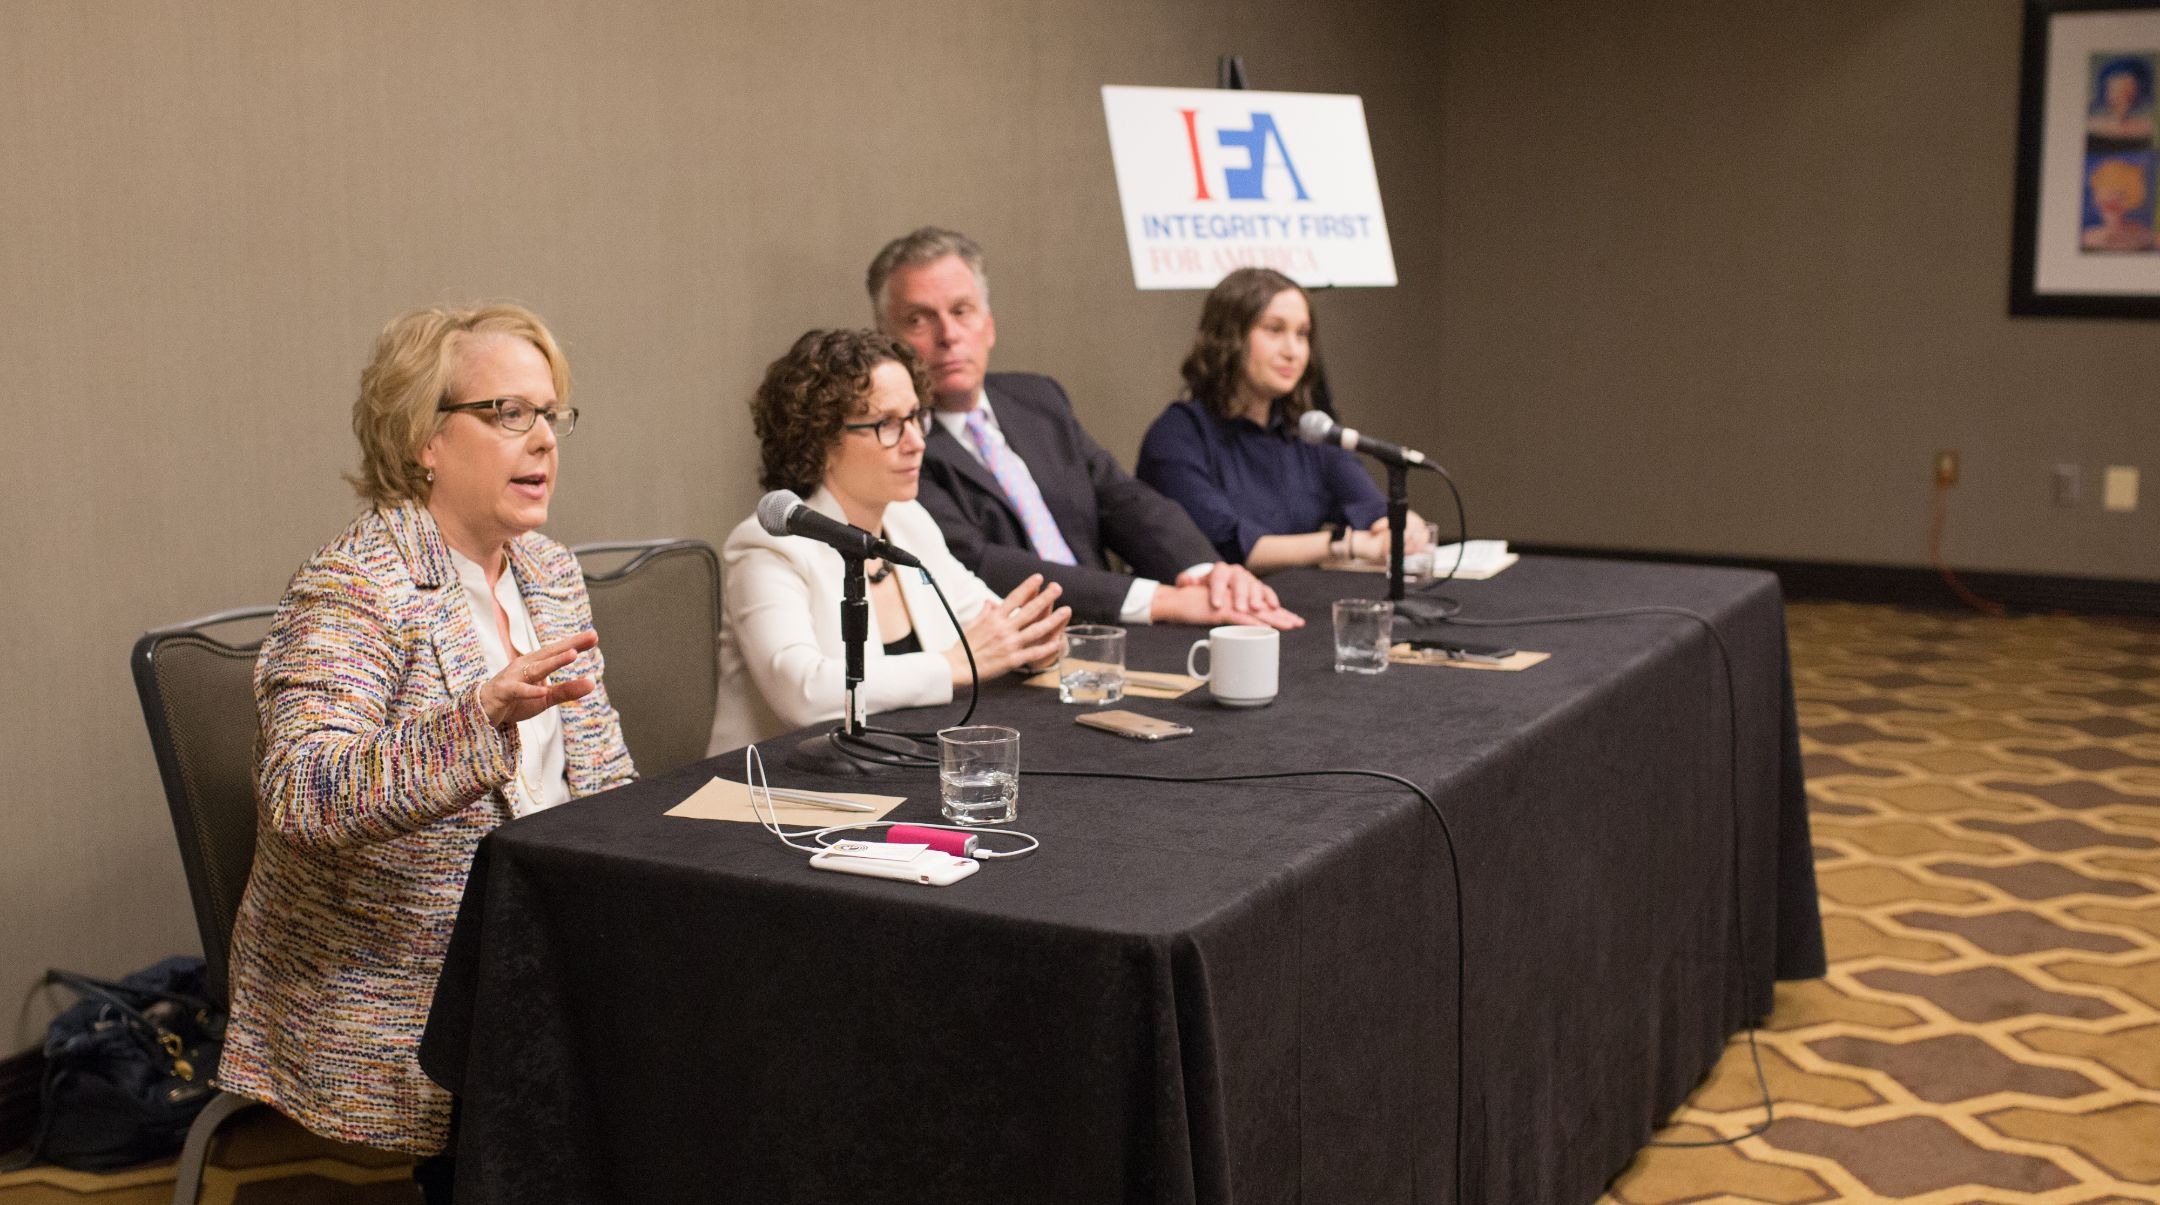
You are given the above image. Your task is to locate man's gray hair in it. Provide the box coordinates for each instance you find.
[866,226,990,322]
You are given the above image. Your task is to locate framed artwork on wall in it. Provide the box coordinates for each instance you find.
[2012,0,2160,317]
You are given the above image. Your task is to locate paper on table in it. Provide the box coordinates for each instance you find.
[1324,540,1518,581]
[1021,668,1202,699]
[664,777,908,824]
[1420,541,1517,579]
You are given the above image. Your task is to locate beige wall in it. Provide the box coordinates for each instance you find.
[7,0,2156,1036]
[1406,0,2160,578]
[0,0,1445,1037]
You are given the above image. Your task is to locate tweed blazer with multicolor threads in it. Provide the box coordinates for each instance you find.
[218,501,634,1154]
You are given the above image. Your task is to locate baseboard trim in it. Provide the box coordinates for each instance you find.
[1510,544,2160,618]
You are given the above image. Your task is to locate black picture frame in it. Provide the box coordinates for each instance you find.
[2011,0,2160,317]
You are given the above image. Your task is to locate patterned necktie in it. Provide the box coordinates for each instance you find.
[961,408,1077,566]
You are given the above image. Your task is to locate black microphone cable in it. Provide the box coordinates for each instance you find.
[1438,603,1777,1148]
[821,594,1478,1180]
[1339,429,1773,1147]
[824,568,980,768]
[1019,762,1470,1203]
[816,541,1766,1166]
[799,573,1479,1187]
[1426,461,1470,587]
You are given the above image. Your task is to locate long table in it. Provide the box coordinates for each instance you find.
[421,559,1823,1204]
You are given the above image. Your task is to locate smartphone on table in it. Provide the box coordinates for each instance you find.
[1075,710,1194,741]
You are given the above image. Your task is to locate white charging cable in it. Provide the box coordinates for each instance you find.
[744,745,1040,860]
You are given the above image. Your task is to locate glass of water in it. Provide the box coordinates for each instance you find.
[938,725,1020,825]
[1058,624,1126,704]
[1332,598,1395,675]
[1403,520,1444,584]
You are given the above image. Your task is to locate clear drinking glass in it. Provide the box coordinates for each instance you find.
[1332,599,1395,675]
[938,725,1020,824]
[1403,520,1444,584]
[1059,624,1127,704]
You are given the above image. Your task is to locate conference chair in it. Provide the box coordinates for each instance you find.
[128,607,275,1205]
[572,539,723,778]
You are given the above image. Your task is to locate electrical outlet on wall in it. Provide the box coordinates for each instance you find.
[2053,464,2080,507]
[2104,465,2140,512]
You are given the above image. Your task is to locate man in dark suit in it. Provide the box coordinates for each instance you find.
[867,227,1300,629]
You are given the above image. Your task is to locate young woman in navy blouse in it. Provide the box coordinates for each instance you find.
[1136,268,1431,572]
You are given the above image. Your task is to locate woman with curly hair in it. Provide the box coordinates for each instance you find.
[1136,268,1430,572]
[708,329,1070,753]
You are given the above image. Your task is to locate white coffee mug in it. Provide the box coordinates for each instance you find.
[1185,625,1279,707]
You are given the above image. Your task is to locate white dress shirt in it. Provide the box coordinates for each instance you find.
[449,547,571,816]
[934,391,1179,624]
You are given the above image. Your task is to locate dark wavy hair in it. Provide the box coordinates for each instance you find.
[1178,267,1323,422]
[751,329,931,496]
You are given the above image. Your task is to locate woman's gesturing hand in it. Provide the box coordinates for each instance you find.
[480,630,600,727]
[947,575,1072,685]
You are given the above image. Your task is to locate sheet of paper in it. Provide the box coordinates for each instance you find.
[664,777,908,824]
[1387,645,1550,672]
[1425,540,1514,575]
[1021,668,1201,699]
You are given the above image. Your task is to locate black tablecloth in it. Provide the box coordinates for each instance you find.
[421,559,1823,1204]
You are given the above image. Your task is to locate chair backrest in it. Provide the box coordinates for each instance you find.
[573,540,722,778]
[129,608,275,1008]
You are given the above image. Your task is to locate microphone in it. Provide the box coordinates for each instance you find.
[1297,409,1436,471]
[756,490,924,568]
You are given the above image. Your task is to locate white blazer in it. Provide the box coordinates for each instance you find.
[708,487,1001,754]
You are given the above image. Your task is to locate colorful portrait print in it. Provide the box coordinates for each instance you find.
[2082,152,2156,251]
[2083,52,2158,253]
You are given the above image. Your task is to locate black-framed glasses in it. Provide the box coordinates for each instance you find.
[437,397,579,436]
[841,408,929,448]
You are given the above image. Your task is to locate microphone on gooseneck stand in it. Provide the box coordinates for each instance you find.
[758,490,957,776]
[756,490,924,568]
[759,490,881,772]
[1297,410,1450,607]
[1295,409,1439,472]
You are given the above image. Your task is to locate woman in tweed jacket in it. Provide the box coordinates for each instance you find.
[218,304,634,1189]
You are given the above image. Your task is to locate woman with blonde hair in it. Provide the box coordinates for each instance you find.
[218,303,633,1201]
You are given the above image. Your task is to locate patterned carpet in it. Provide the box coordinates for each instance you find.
[1604,600,2160,1204]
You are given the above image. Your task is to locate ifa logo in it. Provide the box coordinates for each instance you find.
[1178,108,1309,203]
[1101,85,1396,287]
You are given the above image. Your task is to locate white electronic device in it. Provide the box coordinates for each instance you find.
[808,840,980,887]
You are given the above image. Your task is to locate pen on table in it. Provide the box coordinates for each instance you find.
[760,786,878,813]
